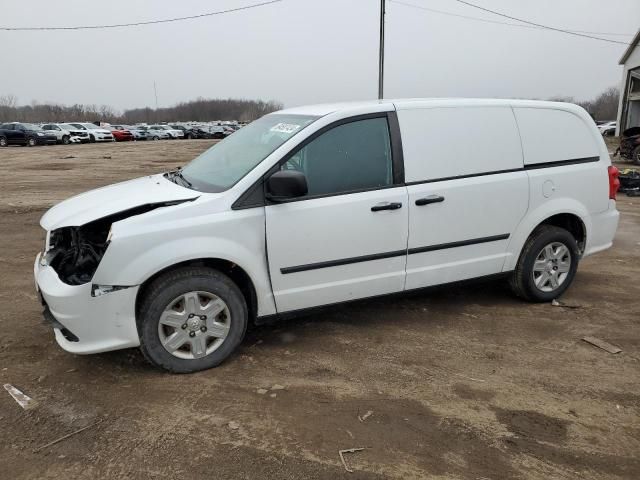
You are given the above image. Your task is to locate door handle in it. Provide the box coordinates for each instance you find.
[371,202,403,212]
[415,195,445,206]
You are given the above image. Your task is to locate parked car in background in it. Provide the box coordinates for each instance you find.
[198,125,227,139]
[107,125,134,142]
[170,125,199,139]
[59,124,92,143]
[42,123,89,144]
[598,121,617,136]
[136,125,170,140]
[616,126,640,164]
[116,125,148,141]
[0,122,56,147]
[67,123,114,143]
[148,125,184,139]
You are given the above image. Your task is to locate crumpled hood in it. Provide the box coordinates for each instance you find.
[41,174,198,230]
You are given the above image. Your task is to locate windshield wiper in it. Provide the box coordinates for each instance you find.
[167,168,193,188]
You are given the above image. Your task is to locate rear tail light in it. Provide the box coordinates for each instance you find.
[608,165,620,200]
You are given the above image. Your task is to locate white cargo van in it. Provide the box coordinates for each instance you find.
[34,99,620,372]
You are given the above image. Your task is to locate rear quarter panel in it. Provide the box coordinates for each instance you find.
[503,103,613,271]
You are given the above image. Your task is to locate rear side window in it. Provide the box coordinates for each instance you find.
[397,106,523,182]
[282,117,393,196]
[513,107,599,165]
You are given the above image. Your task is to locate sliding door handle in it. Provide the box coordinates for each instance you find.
[415,195,445,206]
[371,202,403,212]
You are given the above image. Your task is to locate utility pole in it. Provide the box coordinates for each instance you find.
[153,81,158,110]
[378,0,385,100]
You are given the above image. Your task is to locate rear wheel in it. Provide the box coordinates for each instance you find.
[152,135,159,141]
[89,134,95,143]
[138,267,248,373]
[61,135,70,145]
[632,146,640,165]
[509,225,579,302]
[0,136,7,147]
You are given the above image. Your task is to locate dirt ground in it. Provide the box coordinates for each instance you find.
[0,139,639,480]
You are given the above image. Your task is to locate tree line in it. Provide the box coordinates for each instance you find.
[0,87,620,125]
[547,86,619,122]
[0,95,283,124]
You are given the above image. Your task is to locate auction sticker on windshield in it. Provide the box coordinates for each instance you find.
[270,123,301,134]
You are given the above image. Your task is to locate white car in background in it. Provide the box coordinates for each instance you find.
[597,121,617,136]
[68,123,114,143]
[137,125,171,140]
[41,123,90,144]
[148,124,184,139]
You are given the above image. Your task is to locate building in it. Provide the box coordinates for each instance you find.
[617,29,640,135]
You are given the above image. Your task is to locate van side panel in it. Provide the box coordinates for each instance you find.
[397,105,529,289]
[503,106,617,271]
[400,106,524,182]
[512,107,601,166]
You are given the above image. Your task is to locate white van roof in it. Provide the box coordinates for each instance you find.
[278,98,587,118]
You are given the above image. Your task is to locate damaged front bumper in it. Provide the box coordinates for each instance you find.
[34,253,141,354]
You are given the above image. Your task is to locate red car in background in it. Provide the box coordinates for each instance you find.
[109,126,134,142]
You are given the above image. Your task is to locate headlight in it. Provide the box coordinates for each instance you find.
[37,132,44,136]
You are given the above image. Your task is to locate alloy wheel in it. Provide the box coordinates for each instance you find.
[157,291,231,360]
[532,242,572,293]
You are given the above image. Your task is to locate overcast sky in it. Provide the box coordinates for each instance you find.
[1,0,638,111]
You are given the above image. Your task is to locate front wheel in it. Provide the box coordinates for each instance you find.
[138,267,248,373]
[27,137,36,147]
[509,225,579,302]
[61,135,70,145]
[632,146,640,165]
[0,136,7,147]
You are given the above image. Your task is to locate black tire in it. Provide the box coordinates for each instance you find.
[27,137,36,147]
[509,225,579,302]
[632,146,640,165]
[89,134,96,143]
[138,267,248,373]
[186,133,193,140]
[61,135,70,145]
[152,135,159,141]
[0,136,7,147]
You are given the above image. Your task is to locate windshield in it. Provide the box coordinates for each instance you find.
[68,123,85,130]
[23,123,42,131]
[181,114,319,192]
[83,123,101,130]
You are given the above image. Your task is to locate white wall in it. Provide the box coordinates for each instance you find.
[616,44,640,135]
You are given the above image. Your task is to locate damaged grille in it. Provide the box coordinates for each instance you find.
[48,220,111,285]
[46,200,196,286]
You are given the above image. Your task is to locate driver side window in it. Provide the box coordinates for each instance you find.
[282,117,394,197]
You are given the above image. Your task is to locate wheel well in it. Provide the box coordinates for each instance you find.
[135,259,258,323]
[535,213,586,253]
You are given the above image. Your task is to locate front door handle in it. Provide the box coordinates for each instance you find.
[371,202,403,212]
[415,195,445,206]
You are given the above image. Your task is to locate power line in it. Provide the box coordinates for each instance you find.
[451,0,629,45]
[390,0,634,38]
[0,0,283,31]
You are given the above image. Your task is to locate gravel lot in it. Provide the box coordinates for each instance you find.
[0,140,639,479]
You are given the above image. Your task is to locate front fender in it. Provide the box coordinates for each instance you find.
[503,198,591,272]
[92,209,276,316]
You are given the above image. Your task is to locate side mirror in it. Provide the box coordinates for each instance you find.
[266,170,308,201]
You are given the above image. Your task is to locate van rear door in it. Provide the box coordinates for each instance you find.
[397,103,529,290]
